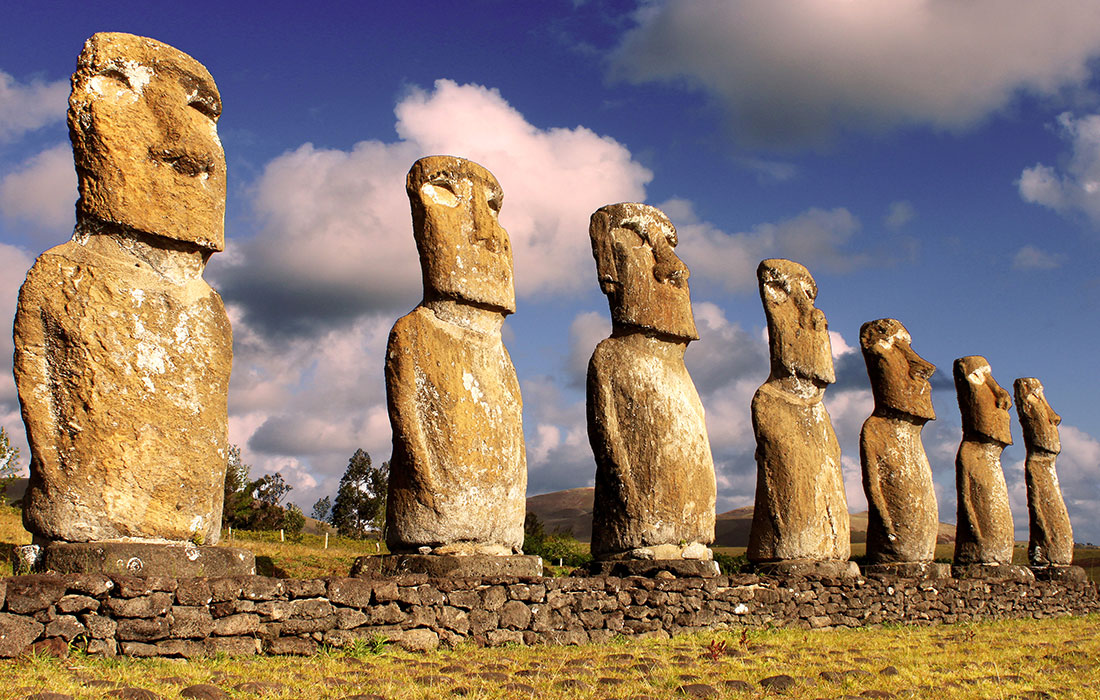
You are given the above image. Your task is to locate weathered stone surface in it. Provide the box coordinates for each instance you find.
[41,542,254,577]
[953,356,1014,566]
[586,203,716,561]
[385,156,525,557]
[858,319,939,565]
[1014,377,1073,567]
[352,554,542,578]
[0,613,43,657]
[585,559,719,578]
[748,259,849,564]
[14,32,231,545]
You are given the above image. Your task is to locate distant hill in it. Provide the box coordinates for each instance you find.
[526,486,956,546]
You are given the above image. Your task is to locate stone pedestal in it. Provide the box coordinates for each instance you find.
[951,563,1035,582]
[1030,565,1087,583]
[585,559,720,578]
[861,561,951,579]
[351,554,543,578]
[15,542,255,577]
[752,559,860,579]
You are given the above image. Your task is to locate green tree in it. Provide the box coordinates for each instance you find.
[331,449,388,539]
[222,444,253,528]
[0,426,21,504]
[311,496,332,523]
[283,503,306,536]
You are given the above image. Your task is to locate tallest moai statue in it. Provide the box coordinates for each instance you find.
[13,34,246,573]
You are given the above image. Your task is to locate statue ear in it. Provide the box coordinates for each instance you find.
[590,211,618,294]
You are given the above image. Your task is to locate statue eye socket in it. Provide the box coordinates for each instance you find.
[486,190,502,213]
[764,281,789,304]
[422,181,459,207]
[189,94,221,120]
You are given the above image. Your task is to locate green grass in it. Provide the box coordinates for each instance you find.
[3,616,1099,698]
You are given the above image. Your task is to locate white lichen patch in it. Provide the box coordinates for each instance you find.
[462,371,483,403]
[130,289,145,308]
[967,364,991,385]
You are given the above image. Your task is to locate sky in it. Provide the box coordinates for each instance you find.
[2,0,1099,544]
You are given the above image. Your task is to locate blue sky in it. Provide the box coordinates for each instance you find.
[2,1,1099,543]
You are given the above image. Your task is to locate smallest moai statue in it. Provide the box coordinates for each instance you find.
[858,319,948,579]
[1014,378,1085,582]
[952,356,1031,580]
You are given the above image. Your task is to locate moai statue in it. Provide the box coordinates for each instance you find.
[585,203,717,577]
[747,259,856,577]
[858,319,948,578]
[12,33,251,576]
[1014,378,1083,581]
[368,155,539,578]
[952,356,1030,580]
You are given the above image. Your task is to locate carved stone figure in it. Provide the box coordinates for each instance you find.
[585,203,716,576]
[952,356,1029,579]
[380,155,538,576]
[748,259,854,576]
[858,319,947,577]
[1015,378,1079,579]
[14,33,238,569]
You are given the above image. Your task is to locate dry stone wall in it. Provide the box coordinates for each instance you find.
[0,572,1095,658]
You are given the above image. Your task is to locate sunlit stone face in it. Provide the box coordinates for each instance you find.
[860,318,936,421]
[954,355,1013,445]
[758,258,834,384]
[69,32,225,250]
[407,155,515,314]
[1015,377,1061,454]
[590,202,697,340]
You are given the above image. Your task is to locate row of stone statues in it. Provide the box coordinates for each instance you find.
[10,33,1078,581]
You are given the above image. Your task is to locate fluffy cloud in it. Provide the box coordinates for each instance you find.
[611,1,1100,147]
[0,243,34,469]
[0,143,76,236]
[884,201,915,230]
[665,198,868,291]
[0,71,68,143]
[1012,244,1065,271]
[213,79,652,338]
[1018,112,1100,226]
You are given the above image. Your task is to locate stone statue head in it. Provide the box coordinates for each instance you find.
[953,356,1012,445]
[406,155,515,314]
[590,202,697,340]
[758,258,834,384]
[859,318,935,421]
[69,32,226,251]
[1014,377,1061,455]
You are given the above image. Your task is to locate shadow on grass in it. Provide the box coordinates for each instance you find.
[255,555,290,578]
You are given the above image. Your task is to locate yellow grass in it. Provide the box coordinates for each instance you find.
[2,616,1098,699]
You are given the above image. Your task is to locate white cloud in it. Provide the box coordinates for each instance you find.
[567,310,610,384]
[612,0,1100,147]
[667,198,867,292]
[1018,112,1100,226]
[0,243,34,408]
[215,79,652,336]
[884,201,915,230]
[0,71,68,143]
[0,143,77,236]
[1012,244,1065,270]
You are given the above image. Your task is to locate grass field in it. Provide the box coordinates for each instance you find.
[3,616,1099,698]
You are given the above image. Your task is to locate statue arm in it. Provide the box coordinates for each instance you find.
[859,420,896,538]
[383,316,434,507]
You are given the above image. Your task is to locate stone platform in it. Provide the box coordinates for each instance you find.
[751,559,861,578]
[951,563,1035,581]
[585,558,720,578]
[860,561,952,579]
[351,553,543,578]
[1031,565,1088,583]
[15,541,255,577]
